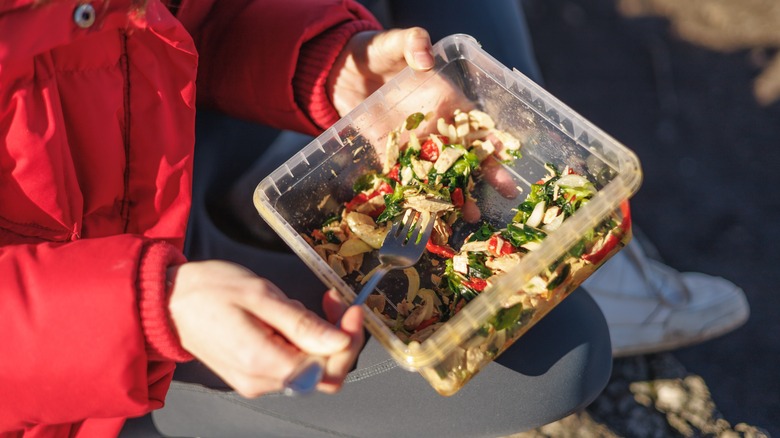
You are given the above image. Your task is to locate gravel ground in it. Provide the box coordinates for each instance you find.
[516,0,780,436]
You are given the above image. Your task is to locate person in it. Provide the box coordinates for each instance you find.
[1,1,613,438]
[357,0,751,358]
[149,0,749,437]
[200,0,751,360]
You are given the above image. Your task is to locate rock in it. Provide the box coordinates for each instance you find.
[506,353,770,438]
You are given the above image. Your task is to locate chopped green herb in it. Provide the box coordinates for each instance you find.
[324,230,341,244]
[468,223,497,242]
[405,112,425,130]
[547,263,571,290]
[321,214,341,227]
[375,183,405,223]
[506,149,523,159]
[502,223,546,247]
[467,252,492,279]
[490,303,523,331]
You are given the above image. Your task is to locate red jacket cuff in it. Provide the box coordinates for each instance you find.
[138,240,193,362]
[293,20,380,130]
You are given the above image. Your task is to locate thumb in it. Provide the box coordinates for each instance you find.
[401,27,435,71]
[372,27,434,72]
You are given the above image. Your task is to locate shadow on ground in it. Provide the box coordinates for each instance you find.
[522,0,780,435]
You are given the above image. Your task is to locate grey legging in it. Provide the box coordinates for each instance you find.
[151,1,611,436]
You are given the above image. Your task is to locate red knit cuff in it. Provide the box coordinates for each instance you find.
[293,20,381,130]
[138,240,193,362]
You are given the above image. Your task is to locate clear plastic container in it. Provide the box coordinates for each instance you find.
[254,34,642,395]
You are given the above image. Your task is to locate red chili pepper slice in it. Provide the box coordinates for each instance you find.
[416,315,440,331]
[426,241,456,258]
[420,139,439,162]
[375,181,393,196]
[346,182,393,212]
[581,233,619,265]
[311,229,327,242]
[388,164,401,182]
[462,277,487,292]
[487,235,517,257]
[450,187,464,208]
[366,205,385,219]
[454,298,466,313]
[618,199,632,234]
[582,200,632,265]
[420,135,449,162]
[345,193,368,211]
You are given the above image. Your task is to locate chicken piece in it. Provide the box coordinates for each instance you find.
[452,253,469,275]
[491,129,521,151]
[433,146,466,174]
[338,237,373,257]
[365,294,386,313]
[543,212,565,232]
[345,211,389,249]
[407,131,421,151]
[470,139,495,162]
[453,110,470,138]
[459,240,490,253]
[383,129,400,174]
[343,253,364,274]
[522,275,548,295]
[327,253,347,277]
[404,195,454,214]
[431,216,452,246]
[410,157,433,180]
[486,253,523,274]
[466,345,487,373]
[468,109,496,130]
[396,298,413,316]
[399,165,414,186]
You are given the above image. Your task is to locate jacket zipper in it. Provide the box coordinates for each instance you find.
[118,30,132,232]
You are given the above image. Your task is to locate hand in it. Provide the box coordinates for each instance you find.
[328,27,435,116]
[167,260,364,397]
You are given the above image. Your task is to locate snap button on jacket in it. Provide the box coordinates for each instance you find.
[72,3,95,28]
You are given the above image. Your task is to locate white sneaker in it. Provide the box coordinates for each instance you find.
[582,238,750,358]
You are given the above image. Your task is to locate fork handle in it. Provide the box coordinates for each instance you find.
[284,265,390,396]
[283,355,326,396]
[354,264,391,307]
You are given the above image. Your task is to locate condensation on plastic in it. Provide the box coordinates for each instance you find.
[254,34,642,395]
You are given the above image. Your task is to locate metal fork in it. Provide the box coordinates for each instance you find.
[283,210,435,396]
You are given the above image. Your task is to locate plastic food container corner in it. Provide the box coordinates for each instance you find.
[254,34,642,395]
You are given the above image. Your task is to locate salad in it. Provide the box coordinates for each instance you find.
[303,108,630,383]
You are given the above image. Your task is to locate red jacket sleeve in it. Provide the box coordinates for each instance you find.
[174,0,381,135]
[0,236,190,431]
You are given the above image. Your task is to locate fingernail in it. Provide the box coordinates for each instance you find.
[414,49,434,70]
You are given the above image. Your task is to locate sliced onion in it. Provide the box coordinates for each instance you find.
[542,212,565,232]
[525,200,546,228]
[554,174,591,188]
[404,267,421,302]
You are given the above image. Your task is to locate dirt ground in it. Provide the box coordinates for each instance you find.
[522,0,780,435]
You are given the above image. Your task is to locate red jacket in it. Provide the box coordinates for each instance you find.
[0,0,379,436]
